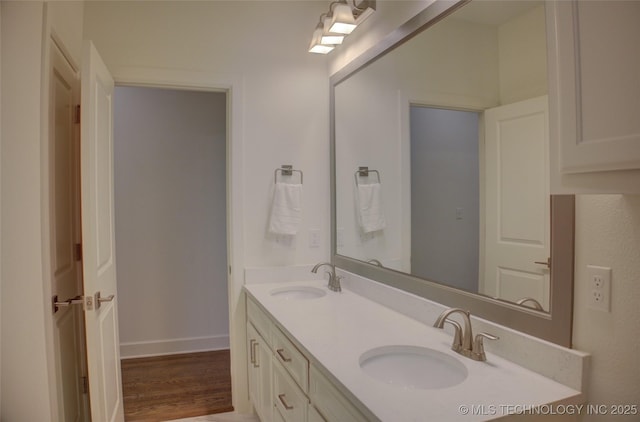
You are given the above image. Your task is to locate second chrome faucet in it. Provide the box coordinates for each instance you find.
[311,262,342,292]
[433,308,498,362]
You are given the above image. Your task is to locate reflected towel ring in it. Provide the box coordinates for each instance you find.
[354,166,381,185]
[275,165,303,184]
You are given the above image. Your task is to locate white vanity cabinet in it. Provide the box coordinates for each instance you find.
[247,307,274,422]
[309,366,369,422]
[246,296,370,422]
[547,0,640,193]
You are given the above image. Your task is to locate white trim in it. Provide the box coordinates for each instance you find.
[107,65,248,411]
[120,335,230,359]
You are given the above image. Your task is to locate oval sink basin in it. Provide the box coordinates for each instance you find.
[359,345,468,390]
[270,286,326,300]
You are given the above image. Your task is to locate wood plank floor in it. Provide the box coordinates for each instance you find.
[122,350,233,422]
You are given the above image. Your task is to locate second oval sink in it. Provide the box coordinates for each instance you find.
[270,286,326,300]
[359,345,468,390]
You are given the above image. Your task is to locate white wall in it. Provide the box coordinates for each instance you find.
[114,87,229,358]
[0,1,86,419]
[0,1,84,419]
[1,3,51,420]
[573,195,640,421]
[498,5,547,104]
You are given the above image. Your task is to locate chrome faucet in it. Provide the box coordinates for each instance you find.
[433,308,498,361]
[311,262,342,292]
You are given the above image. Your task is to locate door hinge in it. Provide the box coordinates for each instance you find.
[74,243,83,261]
[82,376,88,394]
[74,105,81,124]
[228,265,232,275]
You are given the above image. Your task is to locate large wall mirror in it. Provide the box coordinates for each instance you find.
[331,0,575,346]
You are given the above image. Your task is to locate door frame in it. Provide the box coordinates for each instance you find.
[111,66,248,412]
[398,90,490,283]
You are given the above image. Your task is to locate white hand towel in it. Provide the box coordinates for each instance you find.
[357,182,386,233]
[269,182,302,235]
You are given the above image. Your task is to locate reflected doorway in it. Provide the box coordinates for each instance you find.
[409,97,550,310]
[409,106,480,292]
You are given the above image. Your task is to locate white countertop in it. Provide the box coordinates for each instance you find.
[244,280,583,422]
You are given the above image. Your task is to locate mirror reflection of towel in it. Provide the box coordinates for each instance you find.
[357,183,386,233]
[269,182,302,235]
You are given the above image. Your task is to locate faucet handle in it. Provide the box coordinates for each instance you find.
[472,332,499,361]
[327,273,342,292]
[444,319,463,353]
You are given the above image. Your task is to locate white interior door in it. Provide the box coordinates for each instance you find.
[50,38,89,422]
[80,40,124,422]
[483,96,550,310]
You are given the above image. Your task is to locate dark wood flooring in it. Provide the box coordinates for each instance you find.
[121,350,233,421]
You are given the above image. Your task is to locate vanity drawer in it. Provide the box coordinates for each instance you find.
[247,297,271,344]
[273,358,308,422]
[309,365,368,422]
[272,326,309,393]
[308,405,327,422]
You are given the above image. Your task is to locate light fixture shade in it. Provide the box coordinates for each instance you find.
[321,34,344,45]
[309,24,334,54]
[321,16,344,45]
[329,2,357,34]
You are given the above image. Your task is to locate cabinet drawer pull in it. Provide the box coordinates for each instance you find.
[249,339,256,365]
[252,340,260,368]
[278,394,294,410]
[276,348,292,362]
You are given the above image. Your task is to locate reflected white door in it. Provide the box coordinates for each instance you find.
[50,39,89,422]
[483,96,550,309]
[81,40,125,422]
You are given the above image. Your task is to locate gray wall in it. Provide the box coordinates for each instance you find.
[410,106,479,292]
[114,86,228,357]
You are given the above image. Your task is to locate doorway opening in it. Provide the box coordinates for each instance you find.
[113,86,231,420]
[409,105,481,291]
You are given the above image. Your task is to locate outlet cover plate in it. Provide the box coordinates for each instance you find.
[587,265,611,312]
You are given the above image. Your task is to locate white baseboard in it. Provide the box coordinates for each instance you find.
[120,335,230,359]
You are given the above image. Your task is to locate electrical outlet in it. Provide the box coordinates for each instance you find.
[593,274,604,289]
[587,265,611,312]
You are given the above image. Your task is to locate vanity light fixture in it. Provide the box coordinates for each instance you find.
[328,0,358,34]
[308,0,376,54]
[309,18,335,54]
[322,14,345,45]
[352,0,377,25]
